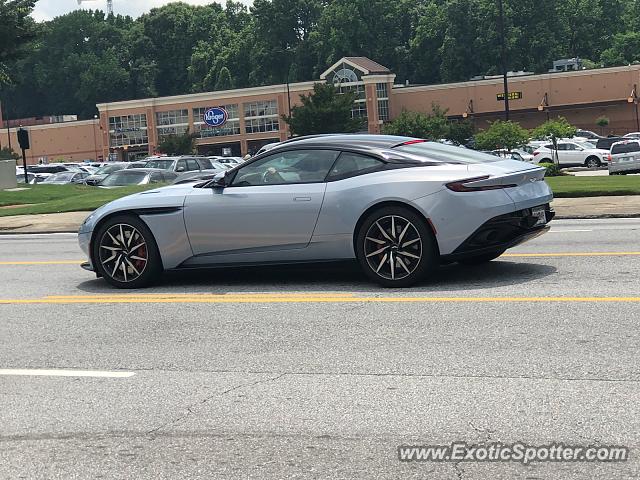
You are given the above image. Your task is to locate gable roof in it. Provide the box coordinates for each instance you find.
[343,57,391,74]
[320,57,391,79]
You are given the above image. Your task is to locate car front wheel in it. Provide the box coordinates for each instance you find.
[92,215,162,288]
[585,157,601,168]
[355,206,438,288]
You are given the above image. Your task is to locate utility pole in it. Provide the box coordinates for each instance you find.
[497,0,510,121]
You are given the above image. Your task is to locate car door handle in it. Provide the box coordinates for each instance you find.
[293,196,312,202]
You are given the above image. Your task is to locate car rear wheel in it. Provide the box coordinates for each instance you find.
[93,215,162,288]
[585,157,601,168]
[458,250,506,265]
[355,206,437,288]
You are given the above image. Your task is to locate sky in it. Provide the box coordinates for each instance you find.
[31,0,253,22]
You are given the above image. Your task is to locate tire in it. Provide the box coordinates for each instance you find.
[458,250,506,265]
[355,206,438,288]
[92,214,163,288]
[585,157,601,168]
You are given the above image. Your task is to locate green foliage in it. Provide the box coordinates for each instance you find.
[596,116,610,127]
[538,162,563,177]
[3,0,640,118]
[0,0,36,84]
[531,117,577,140]
[383,105,474,144]
[282,83,363,136]
[474,120,530,151]
[0,147,19,160]
[157,130,196,155]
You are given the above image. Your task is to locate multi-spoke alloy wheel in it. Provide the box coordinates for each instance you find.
[93,215,162,288]
[99,223,148,283]
[356,206,437,287]
[364,215,422,281]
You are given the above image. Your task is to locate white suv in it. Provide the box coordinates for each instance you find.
[532,141,609,168]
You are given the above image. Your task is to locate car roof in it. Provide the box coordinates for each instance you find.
[112,168,165,173]
[275,134,416,150]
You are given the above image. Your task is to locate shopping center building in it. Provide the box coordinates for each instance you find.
[2,56,640,164]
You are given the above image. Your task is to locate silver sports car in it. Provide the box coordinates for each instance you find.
[79,135,554,288]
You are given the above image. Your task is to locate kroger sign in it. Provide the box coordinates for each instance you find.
[203,107,228,127]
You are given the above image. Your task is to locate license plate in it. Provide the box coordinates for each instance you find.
[531,206,547,226]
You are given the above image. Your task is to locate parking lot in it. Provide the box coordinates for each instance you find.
[1,218,639,479]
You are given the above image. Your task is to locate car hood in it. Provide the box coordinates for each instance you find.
[79,183,195,233]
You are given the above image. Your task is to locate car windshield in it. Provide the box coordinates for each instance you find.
[394,141,500,164]
[95,164,124,175]
[43,172,75,182]
[145,160,173,170]
[101,171,147,186]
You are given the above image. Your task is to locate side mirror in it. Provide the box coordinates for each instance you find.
[209,171,229,188]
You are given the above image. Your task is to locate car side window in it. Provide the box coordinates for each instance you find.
[556,144,569,151]
[565,144,577,150]
[186,159,200,171]
[176,159,187,172]
[231,150,339,186]
[327,152,385,181]
[149,172,163,183]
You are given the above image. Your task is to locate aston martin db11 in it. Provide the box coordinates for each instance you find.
[79,135,554,288]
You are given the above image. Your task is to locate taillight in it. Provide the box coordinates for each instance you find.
[533,151,540,156]
[608,153,612,162]
[446,176,517,192]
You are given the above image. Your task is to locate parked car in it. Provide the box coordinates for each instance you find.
[491,149,534,162]
[608,140,640,175]
[172,168,230,185]
[532,141,609,167]
[623,132,640,139]
[595,137,625,151]
[79,135,554,289]
[144,156,211,174]
[98,168,177,187]
[84,163,128,186]
[125,161,149,169]
[576,129,602,140]
[41,171,90,184]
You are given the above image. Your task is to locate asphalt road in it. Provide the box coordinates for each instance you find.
[1,218,639,479]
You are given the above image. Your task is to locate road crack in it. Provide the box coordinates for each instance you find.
[147,373,287,435]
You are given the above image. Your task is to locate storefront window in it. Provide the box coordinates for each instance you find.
[108,114,148,147]
[244,100,279,133]
[156,109,189,141]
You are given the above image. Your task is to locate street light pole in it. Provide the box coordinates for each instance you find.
[497,0,510,121]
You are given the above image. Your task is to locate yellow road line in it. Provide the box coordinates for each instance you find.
[503,252,640,257]
[2,296,640,304]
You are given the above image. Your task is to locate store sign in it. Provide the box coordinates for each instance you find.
[203,107,228,127]
[497,91,523,101]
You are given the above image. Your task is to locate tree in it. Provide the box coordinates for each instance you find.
[282,83,363,136]
[531,117,577,164]
[596,116,610,135]
[600,31,640,66]
[215,66,234,90]
[382,105,473,143]
[474,120,530,151]
[157,130,196,155]
[0,0,36,84]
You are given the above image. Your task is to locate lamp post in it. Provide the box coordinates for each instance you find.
[92,115,99,161]
[627,84,640,132]
[497,0,510,121]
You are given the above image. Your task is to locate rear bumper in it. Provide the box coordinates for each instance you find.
[441,204,554,262]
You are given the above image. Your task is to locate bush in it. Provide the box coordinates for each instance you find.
[538,162,563,177]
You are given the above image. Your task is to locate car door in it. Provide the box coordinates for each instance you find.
[564,142,585,166]
[183,149,340,256]
[554,143,571,166]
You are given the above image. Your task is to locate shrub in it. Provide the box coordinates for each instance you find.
[538,162,563,177]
